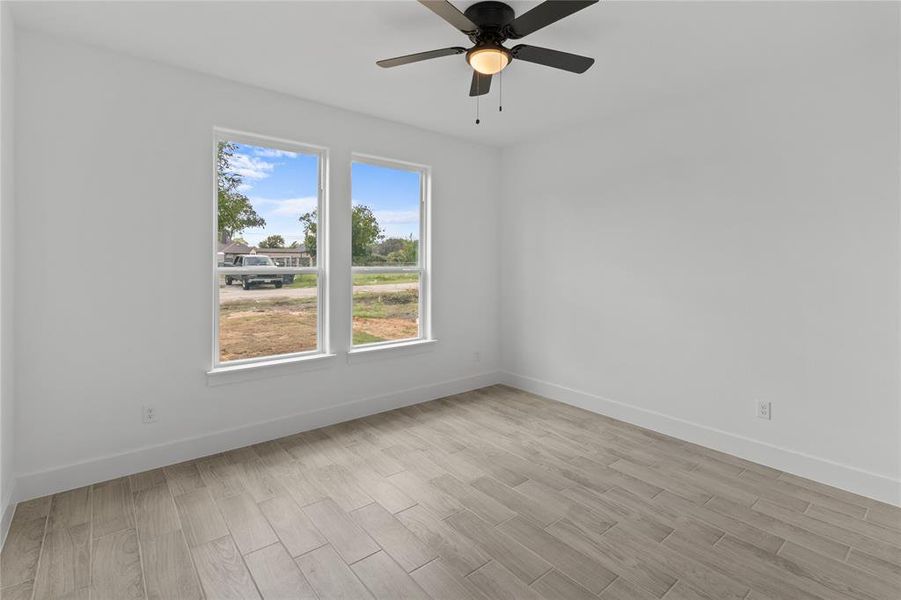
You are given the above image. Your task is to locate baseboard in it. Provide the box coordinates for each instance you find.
[14,371,501,502]
[0,480,16,550]
[15,369,898,507]
[501,371,901,506]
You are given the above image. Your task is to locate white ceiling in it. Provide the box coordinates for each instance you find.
[8,1,884,147]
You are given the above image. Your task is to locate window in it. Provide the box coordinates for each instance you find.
[351,156,430,347]
[213,131,327,366]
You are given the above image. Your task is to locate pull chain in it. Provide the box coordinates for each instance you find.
[475,75,481,125]
[499,70,503,112]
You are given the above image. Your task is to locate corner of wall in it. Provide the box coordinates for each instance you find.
[0,479,15,547]
[495,144,511,375]
[0,1,17,548]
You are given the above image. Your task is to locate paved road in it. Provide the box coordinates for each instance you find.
[219,281,417,302]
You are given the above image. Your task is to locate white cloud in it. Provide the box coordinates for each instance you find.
[253,196,318,217]
[375,210,419,225]
[227,153,276,180]
[253,148,298,158]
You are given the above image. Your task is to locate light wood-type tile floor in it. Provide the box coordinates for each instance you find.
[1,385,899,599]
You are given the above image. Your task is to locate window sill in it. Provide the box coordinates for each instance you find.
[346,339,437,365]
[207,353,337,386]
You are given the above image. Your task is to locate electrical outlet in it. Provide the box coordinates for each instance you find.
[142,405,158,424]
[473,351,481,363]
[756,400,771,420]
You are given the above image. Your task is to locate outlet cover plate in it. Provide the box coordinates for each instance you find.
[142,405,158,424]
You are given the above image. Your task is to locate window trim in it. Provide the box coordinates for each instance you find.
[211,128,330,369]
[207,352,338,386]
[349,153,432,350]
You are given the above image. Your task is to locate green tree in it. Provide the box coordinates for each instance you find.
[387,237,418,265]
[351,205,384,262]
[375,237,407,256]
[258,234,286,248]
[299,205,383,262]
[298,212,318,257]
[217,141,265,243]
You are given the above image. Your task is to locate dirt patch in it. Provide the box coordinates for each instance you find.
[219,299,318,362]
[353,317,418,342]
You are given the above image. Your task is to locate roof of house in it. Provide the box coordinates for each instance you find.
[218,241,252,254]
[257,246,309,254]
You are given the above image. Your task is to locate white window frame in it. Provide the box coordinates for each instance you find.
[350,154,431,350]
[212,128,329,369]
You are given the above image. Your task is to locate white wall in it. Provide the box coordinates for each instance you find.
[500,4,901,504]
[0,2,16,539]
[13,31,500,499]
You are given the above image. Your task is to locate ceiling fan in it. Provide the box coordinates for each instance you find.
[377,1,599,97]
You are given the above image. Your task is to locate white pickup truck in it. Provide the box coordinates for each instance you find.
[225,255,284,290]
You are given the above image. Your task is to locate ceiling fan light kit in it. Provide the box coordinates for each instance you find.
[377,0,599,124]
[467,44,510,75]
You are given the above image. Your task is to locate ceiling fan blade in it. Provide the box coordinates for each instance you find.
[419,0,478,33]
[507,1,598,39]
[511,45,595,74]
[469,71,492,96]
[377,47,466,68]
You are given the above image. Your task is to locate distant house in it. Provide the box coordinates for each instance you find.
[218,241,312,267]
[218,241,253,265]
[258,246,313,267]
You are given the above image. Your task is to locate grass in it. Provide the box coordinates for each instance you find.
[286,272,417,289]
[352,272,419,286]
[352,331,385,345]
[351,289,419,343]
[287,274,318,289]
[220,297,318,311]
[352,290,419,319]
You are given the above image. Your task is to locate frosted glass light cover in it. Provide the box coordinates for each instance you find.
[468,48,510,75]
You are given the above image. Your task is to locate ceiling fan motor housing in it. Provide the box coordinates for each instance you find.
[463,0,517,72]
[463,1,516,43]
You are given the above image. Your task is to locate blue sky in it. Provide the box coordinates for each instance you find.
[227,142,420,246]
[351,162,421,240]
